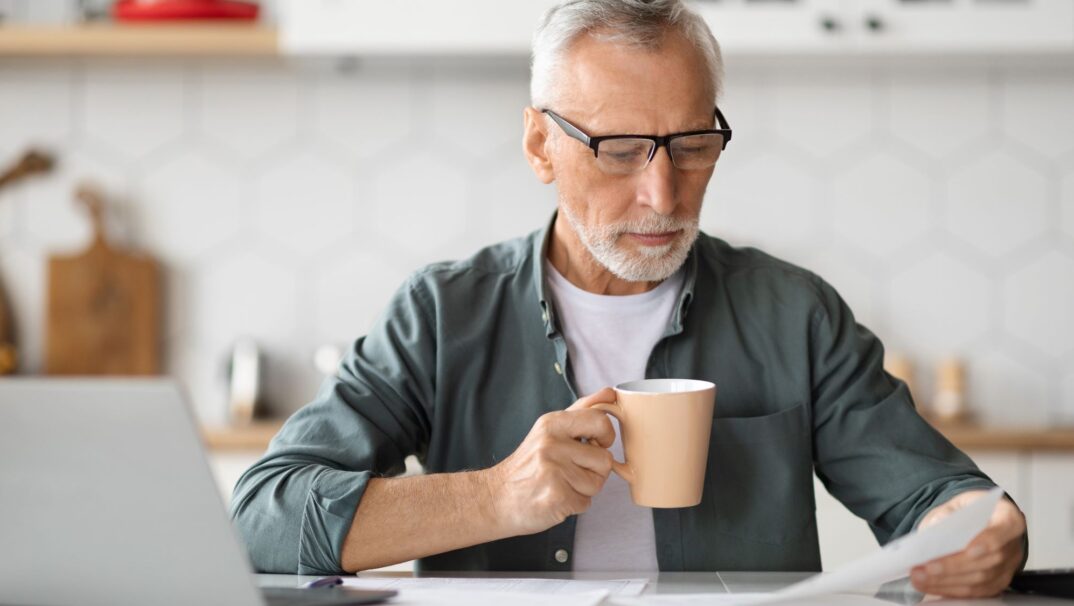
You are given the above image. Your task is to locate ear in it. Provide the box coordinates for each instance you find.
[522,106,555,184]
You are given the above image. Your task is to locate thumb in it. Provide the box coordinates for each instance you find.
[567,387,617,411]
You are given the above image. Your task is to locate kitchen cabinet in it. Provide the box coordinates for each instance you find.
[1028,454,1074,569]
[276,0,1074,57]
[696,0,1074,55]
[850,0,1074,53]
[279,0,559,55]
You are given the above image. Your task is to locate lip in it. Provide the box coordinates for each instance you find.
[626,230,680,246]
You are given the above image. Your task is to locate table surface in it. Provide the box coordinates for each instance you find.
[256,571,1073,604]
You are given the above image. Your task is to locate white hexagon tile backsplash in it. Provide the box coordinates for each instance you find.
[0,59,1073,425]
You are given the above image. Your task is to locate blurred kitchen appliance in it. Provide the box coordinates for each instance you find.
[932,357,970,424]
[313,343,343,377]
[113,0,259,21]
[45,183,160,375]
[226,337,261,425]
[0,149,56,375]
[883,351,917,406]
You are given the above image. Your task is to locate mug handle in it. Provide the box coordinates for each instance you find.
[589,402,635,485]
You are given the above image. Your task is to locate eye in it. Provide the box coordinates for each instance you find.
[606,150,645,161]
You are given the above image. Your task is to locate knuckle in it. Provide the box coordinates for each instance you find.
[535,412,558,432]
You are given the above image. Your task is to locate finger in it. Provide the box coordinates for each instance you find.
[915,580,1007,600]
[911,551,1016,595]
[913,531,1006,576]
[557,438,614,477]
[557,408,617,447]
[914,564,1008,591]
[559,462,608,498]
[566,387,617,411]
[912,571,1011,599]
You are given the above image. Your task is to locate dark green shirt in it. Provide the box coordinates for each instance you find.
[230,214,995,575]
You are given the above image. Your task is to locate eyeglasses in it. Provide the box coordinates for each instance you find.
[541,107,732,175]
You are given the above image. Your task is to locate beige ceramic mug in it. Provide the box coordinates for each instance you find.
[589,379,716,508]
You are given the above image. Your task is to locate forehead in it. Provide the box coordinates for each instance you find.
[554,28,715,133]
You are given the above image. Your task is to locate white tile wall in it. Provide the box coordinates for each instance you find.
[1,58,1073,431]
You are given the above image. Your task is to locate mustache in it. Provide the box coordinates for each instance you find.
[593,215,699,238]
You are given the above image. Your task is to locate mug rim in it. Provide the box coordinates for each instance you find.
[614,378,716,395]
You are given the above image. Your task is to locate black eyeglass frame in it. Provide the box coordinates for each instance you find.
[540,107,733,170]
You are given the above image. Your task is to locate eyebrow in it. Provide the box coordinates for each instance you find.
[578,118,716,137]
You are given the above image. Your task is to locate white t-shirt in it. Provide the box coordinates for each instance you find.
[544,260,684,572]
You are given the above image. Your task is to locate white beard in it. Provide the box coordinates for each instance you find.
[560,203,699,283]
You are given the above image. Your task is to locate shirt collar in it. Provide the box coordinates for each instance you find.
[531,210,698,339]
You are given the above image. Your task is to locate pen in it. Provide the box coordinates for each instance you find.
[303,576,343,589]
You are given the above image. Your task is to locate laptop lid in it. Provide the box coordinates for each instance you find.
[0,379,263,606]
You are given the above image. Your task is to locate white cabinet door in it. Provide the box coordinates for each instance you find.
[281,0,559,55]
[852,0,1074,52]
[1027,453,1074,569]
[692,0,850,54]
[967,451,1029,508]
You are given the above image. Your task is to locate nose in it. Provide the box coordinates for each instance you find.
[635,144,678,215]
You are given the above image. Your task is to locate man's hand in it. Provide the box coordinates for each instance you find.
[480,388,617,536]
[910,490,1027,598]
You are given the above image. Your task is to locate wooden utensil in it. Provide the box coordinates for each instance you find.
[0,149,56,375]
[45,183,160,375]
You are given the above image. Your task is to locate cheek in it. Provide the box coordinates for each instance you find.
[557,159,635,215]
[679,171,713,210]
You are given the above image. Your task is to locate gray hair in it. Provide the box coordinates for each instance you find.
[530,0,724,109]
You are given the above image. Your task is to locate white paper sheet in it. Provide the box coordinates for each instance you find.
[378,588,610,606]
[747,486,1004,605]
[341,575,647,596]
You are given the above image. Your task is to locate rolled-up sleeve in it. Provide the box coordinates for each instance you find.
[808,277,997,545]
[229,275,436,574]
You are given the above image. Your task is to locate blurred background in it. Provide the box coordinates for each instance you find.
[0,0,1071,570]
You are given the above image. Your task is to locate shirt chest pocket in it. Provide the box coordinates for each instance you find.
[700,402,816,545]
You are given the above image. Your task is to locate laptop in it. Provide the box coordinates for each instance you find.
[0,379,395,606]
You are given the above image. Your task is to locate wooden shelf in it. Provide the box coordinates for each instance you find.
[932,424,1074,452]
[0,23,278,57]
[201,421,283,451]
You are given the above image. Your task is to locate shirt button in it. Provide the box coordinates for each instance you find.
[554,548,569,564]
[553,362,563,375]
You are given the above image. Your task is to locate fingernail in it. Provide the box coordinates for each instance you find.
[927,563,943,575]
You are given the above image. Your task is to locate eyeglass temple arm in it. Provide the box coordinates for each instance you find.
[542,110,592,148]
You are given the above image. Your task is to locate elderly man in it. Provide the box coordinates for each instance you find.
[231,0,1027,598]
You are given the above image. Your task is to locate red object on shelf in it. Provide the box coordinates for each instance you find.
[113,0,260,21]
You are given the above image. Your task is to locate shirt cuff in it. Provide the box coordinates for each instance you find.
[298,468,373,575]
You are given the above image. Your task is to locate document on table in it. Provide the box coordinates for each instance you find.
[610,487,1003,606]
[341,575,647,597]
[375,588,611,606]
[756,487,1004,604]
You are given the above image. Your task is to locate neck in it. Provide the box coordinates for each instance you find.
[547,211,663,296]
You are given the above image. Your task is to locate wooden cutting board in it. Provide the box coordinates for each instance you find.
[45,184,160,375]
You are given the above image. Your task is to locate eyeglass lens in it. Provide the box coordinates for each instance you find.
[595,133,725,174]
